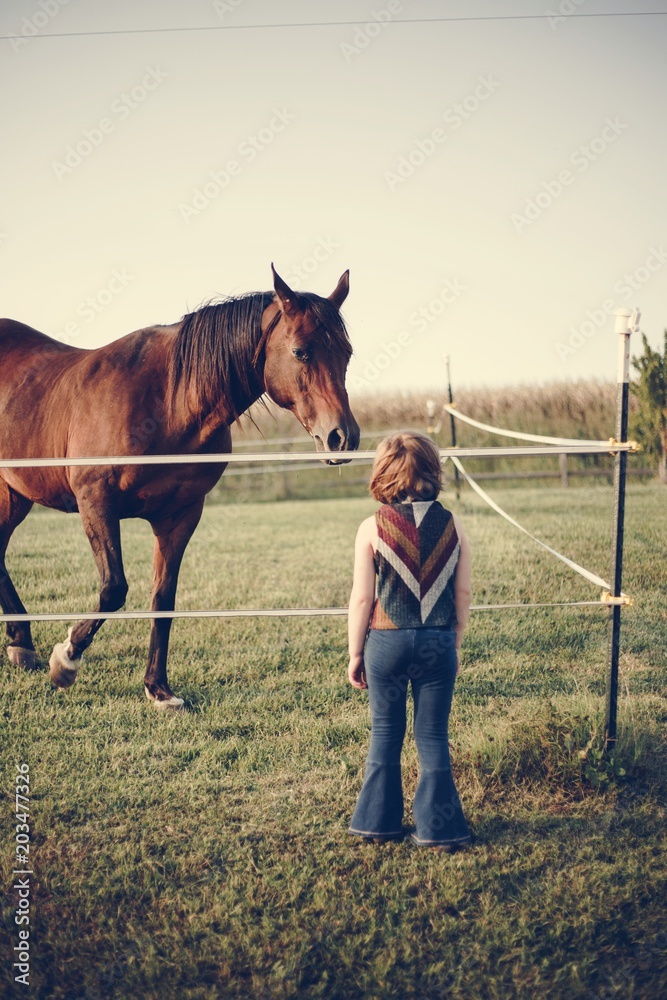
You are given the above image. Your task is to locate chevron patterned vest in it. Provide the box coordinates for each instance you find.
[369,500,460,630]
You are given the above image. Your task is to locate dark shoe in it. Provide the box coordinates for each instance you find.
[410,833,472,853]
[431,840,471,854]
[361,834,403,844]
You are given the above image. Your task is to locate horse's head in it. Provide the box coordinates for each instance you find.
[261,265,360,463]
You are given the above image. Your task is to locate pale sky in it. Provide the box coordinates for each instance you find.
[2,0,666,394]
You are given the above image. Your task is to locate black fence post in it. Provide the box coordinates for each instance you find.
[444,355,461,500]
[604,306,637,749]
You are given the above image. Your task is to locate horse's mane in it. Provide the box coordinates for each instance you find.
[170,290,353,420]
[171,292,274,420]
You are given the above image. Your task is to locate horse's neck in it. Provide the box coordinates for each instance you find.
[191,387,264,448]
[191,302,278,439]
[165,299,277,448]
[168,358,266,449]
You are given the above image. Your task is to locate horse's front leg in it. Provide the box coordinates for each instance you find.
[0,480,37,669]
[143,500,205,710]
[49,498,127,689]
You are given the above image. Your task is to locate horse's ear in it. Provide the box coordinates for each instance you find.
[271,263,297,316]
[328,270,349,310]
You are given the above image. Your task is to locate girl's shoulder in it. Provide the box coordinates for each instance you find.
[356,514,377,540]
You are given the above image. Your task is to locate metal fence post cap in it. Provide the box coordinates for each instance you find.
[614,307,633,334]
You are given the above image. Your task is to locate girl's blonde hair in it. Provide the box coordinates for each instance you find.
[369,432,442,504]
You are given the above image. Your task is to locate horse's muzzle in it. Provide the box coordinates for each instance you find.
[314,420,361,465]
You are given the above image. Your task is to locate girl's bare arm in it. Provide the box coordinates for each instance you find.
[347,517,376,689]
[452,515,471,657]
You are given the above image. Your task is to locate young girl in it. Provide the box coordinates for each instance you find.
[347,432,472,851]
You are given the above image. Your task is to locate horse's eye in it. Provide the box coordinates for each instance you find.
[293,347,311,363]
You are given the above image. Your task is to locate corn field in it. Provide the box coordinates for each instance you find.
[215,381,648,504]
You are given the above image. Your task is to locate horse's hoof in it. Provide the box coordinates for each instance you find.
[144,686,184,711]
[7,646,39,671]
[49,641,81,689]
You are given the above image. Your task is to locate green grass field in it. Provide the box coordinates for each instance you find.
[1,483,666,999]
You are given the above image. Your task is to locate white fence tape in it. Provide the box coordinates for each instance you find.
[0,443,634,470]
[444,404,613,447]
[451,456,612,591]
[0,600,613,624]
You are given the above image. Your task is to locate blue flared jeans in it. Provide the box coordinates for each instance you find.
[349,628,470,846]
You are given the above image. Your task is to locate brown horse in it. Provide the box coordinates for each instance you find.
[0,265,359,708]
